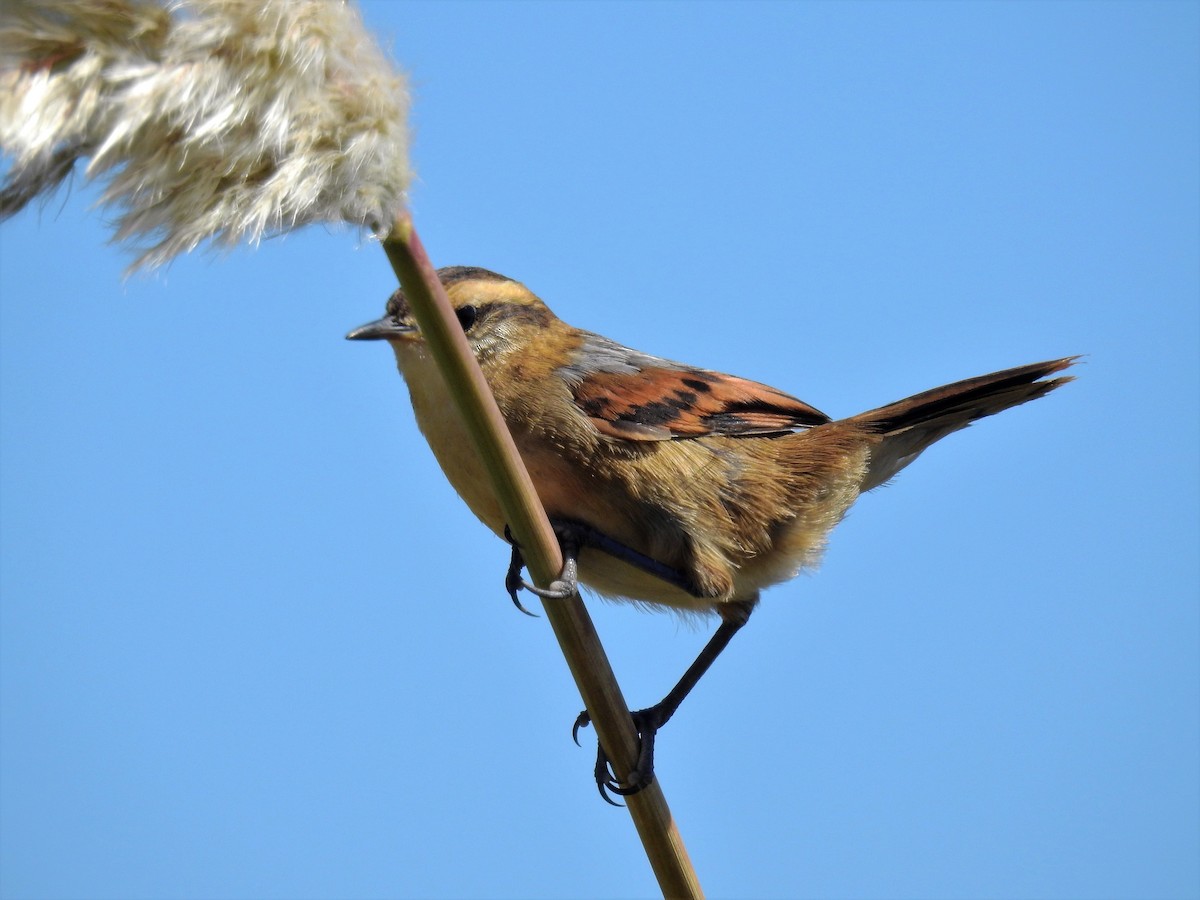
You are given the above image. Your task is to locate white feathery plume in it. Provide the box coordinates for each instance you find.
[0,0,411,269]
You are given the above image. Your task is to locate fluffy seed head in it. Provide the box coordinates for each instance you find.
[0,0,411,270]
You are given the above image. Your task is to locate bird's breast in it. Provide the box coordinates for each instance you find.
[394,346,509,531]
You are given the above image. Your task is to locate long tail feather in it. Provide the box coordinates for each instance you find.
[850,356,1078,490]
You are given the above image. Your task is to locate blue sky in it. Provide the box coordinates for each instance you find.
[2,2,1197,898]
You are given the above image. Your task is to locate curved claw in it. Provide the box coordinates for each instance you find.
[574,706,662,803]
[595,754,625,806]
[607,766,653,796]
[504,570,540,617]
[503,526,541,617]
[574,709,626,804]
[572,711,591,747]
[507,586,540,617]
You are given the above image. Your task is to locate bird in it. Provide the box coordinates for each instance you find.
[348,265,1075,802]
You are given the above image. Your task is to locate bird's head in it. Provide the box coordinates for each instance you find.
[346,266,558,362]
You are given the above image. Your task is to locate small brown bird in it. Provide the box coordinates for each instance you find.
[348,266,1074,801]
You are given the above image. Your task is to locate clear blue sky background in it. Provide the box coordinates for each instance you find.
[2,2,1197,898]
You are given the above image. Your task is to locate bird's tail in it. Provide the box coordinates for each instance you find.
[848,357,1077,491]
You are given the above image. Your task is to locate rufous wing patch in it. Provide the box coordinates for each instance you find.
[571,367,830,441]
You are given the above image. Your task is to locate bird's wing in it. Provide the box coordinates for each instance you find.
[561,332,830,441]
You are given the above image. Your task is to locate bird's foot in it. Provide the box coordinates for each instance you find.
[573,704,669,806]
[503,522,583,615]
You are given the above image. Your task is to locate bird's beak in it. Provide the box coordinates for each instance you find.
[345,317,416,342]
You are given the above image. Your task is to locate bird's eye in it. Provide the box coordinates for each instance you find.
[455,304,477,332]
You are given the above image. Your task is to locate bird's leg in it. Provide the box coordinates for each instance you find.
[575,598,756,804]
[504,518,700,607]
[567,520,702,596]
[503,519,748,803]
